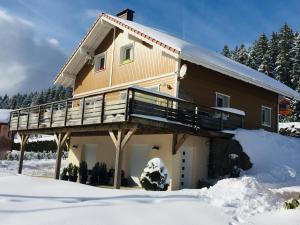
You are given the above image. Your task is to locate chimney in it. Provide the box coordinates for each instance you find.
[116,8,135,21]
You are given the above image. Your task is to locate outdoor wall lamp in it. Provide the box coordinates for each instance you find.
[152,145,160,151]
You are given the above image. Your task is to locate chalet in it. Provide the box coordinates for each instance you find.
[0,109,12,156]
[9,9,300,190]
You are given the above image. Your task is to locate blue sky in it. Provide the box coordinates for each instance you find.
[1,0,300,95]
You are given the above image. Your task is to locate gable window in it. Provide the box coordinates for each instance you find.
[216,92,230,107]
[120,44,134,64]
[94,53,106,72]
[261,106,271,127]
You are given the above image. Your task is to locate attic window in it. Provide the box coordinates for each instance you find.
[94,53,106,72]
[120,44,134,64]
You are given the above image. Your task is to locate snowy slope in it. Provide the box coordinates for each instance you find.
[234,129,300,187]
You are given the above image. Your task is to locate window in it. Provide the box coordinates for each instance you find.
[94,53,106,72]
[216,92,230,107]
[120,44,134,64]
[261,106,271,127]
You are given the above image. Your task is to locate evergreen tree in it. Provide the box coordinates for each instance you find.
[275,24,294,87]
[235,44,248,65]
[291,35,300,89]
[266,32,279,78]
[221,45,231,58]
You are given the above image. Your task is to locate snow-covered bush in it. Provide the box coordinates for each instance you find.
[279,124,300,138]
[140,158,169,191]
[284,195,300,209]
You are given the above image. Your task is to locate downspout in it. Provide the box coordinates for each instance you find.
[109,27,116,87]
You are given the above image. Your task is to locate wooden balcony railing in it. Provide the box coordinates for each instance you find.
[9,87,244,132]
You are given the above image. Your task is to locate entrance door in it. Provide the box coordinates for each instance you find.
[84,144,97,169]
[180,147,193,189]
[128,144,150,186]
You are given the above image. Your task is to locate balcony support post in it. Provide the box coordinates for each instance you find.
[54,132,70,180]
[109,127,137,189]
[17,133,30,174]
[172,133,190,155]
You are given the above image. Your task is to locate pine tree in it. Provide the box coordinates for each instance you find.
[291,35,300,89]
[275,24,294,87]
[266,32,279,78]
[235,44,248,65]
[221,45,231,58]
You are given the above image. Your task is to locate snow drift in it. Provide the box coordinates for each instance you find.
[234,129,300,187]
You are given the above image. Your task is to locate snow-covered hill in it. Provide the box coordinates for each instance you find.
[234,129,300,187]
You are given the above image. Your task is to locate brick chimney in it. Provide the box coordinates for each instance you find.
[116,8,135,21]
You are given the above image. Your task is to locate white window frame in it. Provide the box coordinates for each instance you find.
[215,92,230,108]
[261,106,272,127]
[120,43,134,64]
[94,52,106,72]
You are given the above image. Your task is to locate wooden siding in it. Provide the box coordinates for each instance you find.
[74,28,177,95]
[179,61,278,132]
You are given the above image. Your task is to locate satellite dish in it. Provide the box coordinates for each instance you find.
[179,64,187,79]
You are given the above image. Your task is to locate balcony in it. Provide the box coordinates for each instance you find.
[9,86,244,135]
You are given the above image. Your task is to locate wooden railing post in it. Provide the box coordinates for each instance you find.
[64,100,68,126]
[26,108,30,129]
[125,89,130,121]
[130,89,135,116]
[17,110,20,131]
[50,103,54,128]
[100,94,105,123]
[37,106,41,128]
[81,97,86,125]
[219,111,224,130]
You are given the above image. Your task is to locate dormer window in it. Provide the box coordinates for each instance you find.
[94,53,106,72]
[120,44,134,64]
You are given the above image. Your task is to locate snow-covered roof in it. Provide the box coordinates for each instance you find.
[0,109,11,124]
[55,13,300,101]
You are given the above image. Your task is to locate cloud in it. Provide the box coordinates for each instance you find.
[47,38,60,47]
[0,9,66,96]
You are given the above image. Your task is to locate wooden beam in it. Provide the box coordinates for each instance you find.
[172,133,190,155]
[17,133,29,174]
[109,130,118,148]
[113,130,123,189]
[54,132,70,179]
[121,127,137,149]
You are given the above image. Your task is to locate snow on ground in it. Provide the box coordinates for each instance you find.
[279,122,300,129]
[0,159,67,177]
[0,129,300,224]
[0,175,299,225]
[234,129,300,188]
[14,134,55,143]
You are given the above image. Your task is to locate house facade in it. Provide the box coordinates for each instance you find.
[10,9,300,190]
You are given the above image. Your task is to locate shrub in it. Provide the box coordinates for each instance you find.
[284,195,300,209]
[79,161,88,184]
[90,162,100,186]
[60,168,69,181]
[70,165,79,182]
[99,162,108,185]
[140,158,169,191]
